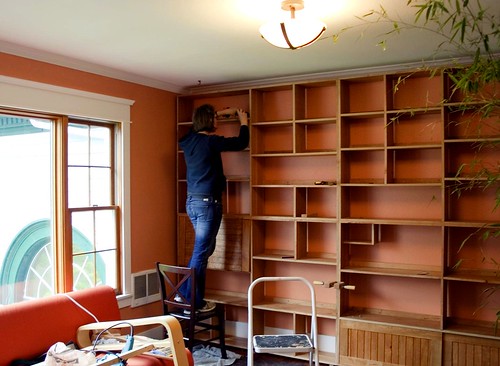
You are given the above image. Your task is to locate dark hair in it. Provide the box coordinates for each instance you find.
[192,104,216,133]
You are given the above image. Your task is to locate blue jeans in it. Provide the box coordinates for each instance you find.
[180,195,223,308]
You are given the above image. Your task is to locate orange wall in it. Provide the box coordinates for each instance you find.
[0,52,178,316]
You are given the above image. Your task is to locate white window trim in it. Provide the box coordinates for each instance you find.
[0,75,135,307]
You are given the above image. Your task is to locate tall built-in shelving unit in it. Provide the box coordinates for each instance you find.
[250,82,339,364]
[177,69,500,365]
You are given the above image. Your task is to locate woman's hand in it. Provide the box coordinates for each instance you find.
[236,108,248,126]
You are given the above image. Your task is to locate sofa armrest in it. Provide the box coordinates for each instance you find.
[76,315,190,366]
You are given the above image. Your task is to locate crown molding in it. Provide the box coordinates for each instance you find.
[0,40,184,93]
[182,56,477,95]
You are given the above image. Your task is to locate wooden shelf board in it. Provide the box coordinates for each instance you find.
[251,150,293,156]
[341,145,385,151]
[341,310,441,331]
[225,175,250,182]
[387,107,443,114]
[341,181,442,186]
[340,111,385,118]
[445,176,495,181]
[341,218,443,226]
[387,143,442,149]
[444,220,500,228]
[341,265,441,279]
[253,253,295,261]
[387,179,442,185]
[444,137,500,143]
[444,319,500,340]
[253,182,337,187]
[293,151,338,156]
[220,213,251,219]
[297,256,337,266]
[205,290,248,307]
[295,118,337,124]
[296,217,338,223]
[444,270,500,284]
[253,300,337,319]
[341,180,385,185]
[251,215,295,221]
[253,253,337,265]
[252,121,293,126]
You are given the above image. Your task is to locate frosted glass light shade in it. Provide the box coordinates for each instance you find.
[260,17,326,50]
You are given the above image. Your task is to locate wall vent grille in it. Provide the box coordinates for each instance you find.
[131,269,160,307]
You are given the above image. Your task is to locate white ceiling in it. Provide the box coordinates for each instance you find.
[0,0,498,92]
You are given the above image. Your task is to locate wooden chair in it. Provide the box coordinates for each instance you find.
[77,315,192,366]
[156,262,227,358]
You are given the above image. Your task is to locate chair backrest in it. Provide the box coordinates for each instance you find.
[156,262,196,317]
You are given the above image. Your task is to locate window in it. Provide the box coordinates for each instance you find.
[0,113,122,304]
[0,76,133,306]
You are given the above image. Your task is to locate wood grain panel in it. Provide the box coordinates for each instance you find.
[178,216,250,272]
[340,319,442,365]
[443,334,500,366]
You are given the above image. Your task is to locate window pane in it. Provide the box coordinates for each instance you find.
[68,166,90,208]
[71,208,117,289]
[0,115,54,304]
[68,124,89,166]
[90,125,111,167]
[73,252,96,290]
[95,209,117,251]
[72,211,94,255]
[99,250,118,288]
[91,167,111,206]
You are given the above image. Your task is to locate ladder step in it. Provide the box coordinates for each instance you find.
[253,334,313,353]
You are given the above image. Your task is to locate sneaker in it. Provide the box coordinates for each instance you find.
[198,301,216,313]
[184,301,216,315]
[174,295,183,303]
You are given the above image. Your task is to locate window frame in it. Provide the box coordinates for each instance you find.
[0,76,134,307]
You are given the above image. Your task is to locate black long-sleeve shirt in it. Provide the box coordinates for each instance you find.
[179,125,249,199]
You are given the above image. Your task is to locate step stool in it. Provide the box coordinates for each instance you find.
[247,276,319,366]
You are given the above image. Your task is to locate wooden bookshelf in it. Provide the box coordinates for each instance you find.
[177,69,500,365]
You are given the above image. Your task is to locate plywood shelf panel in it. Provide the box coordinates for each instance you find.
[446,281,500,334]
[295,81,338,120]
[340,274,442,324]
[253,299,337,319]
[444,321,500,339]
[295,120,337,153]
[444,271,500,284]
[251,155,337,186]
[341,310,442,331]
[387,72,443,110]
[341,217,443,226]
[341,185,443,221]
[445,185,500,222]
[178,90,250,123]
[340,76,385,114]
[340,114,385,148]
[205,289,248,307]
[342,264,442,279]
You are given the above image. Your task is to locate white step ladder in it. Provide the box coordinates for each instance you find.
[247,276,319,366]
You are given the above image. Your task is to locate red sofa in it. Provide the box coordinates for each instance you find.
[0,285,193,366]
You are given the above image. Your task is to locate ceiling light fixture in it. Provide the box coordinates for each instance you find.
[259,0,327,50]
